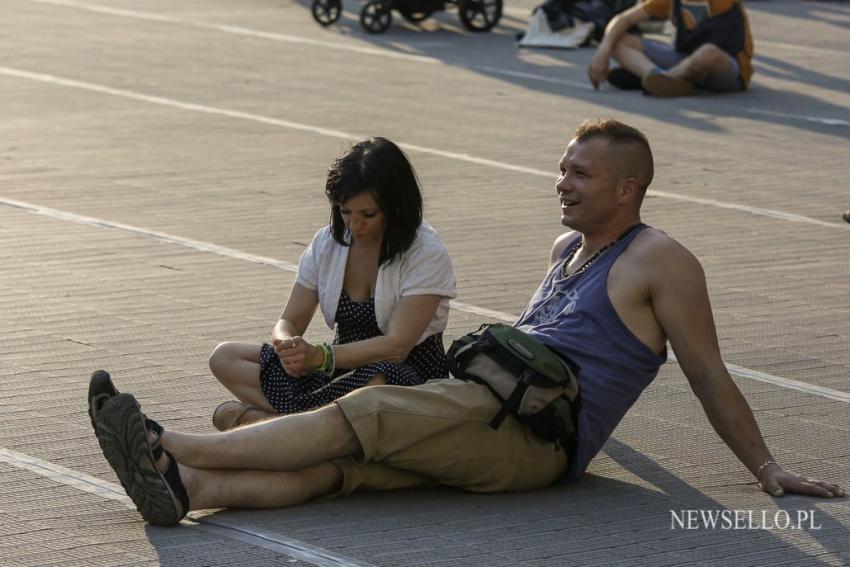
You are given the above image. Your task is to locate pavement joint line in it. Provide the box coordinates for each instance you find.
[2,196,849,404]
[0,447,377,567]
[2,68,849,231]
[28,0,850,59]
[0,196,518,321]
[19,0,850,128]
[666,353,850,404]
[25,0,441,64]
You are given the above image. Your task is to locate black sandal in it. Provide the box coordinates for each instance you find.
[88,370,164,457]
[95,393,189,526]
[88,370,119,431]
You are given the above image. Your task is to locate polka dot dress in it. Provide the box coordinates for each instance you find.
[259,290,447,413]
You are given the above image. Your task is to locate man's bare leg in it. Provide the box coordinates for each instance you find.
[183,462,343,511]
[162,403,361,471]
[148,424,343,513]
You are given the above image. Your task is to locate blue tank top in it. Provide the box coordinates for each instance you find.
[515,224,667,481]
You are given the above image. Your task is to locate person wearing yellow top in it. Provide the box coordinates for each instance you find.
[588,0,753,97]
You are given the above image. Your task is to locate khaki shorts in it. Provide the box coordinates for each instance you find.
[332,379,568,495]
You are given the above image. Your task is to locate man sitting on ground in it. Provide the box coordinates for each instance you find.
[88,119,842,527]
[587,0,753,96]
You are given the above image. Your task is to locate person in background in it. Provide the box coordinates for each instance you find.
[588,0,753,97]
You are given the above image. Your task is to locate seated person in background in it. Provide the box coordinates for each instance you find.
[204,137,456,429]
[588,0,753,97]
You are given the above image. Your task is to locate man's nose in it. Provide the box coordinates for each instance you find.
[556,176,570,194]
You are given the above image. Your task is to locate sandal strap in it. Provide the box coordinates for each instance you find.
[162,448,190,517]
[145,416,163,436]
[145,416,164,461]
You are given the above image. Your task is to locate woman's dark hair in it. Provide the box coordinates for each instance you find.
[325,137,423,265]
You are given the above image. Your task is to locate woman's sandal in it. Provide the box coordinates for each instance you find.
[212,400,259,431]
[95,393,189,527]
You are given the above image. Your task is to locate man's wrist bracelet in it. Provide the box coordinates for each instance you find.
[756,460,778,481]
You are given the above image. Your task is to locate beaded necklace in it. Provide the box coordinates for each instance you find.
[559,223,642,279]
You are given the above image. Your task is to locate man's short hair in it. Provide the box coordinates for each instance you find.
[574,119,654,196]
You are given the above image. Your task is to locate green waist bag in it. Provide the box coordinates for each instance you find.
[447,323,580,452]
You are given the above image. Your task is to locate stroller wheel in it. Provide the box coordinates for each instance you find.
[312,0,342,26]
[360,1,393,33]
[458,0,501,31]
[400,9,432,22]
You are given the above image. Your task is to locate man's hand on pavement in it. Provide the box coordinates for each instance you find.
[759,464,846,498]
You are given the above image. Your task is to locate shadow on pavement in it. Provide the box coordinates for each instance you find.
[177,436,849,565]
[601,437,850,564]
[289,0,850,140]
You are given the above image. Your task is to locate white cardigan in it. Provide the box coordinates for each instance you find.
[296,222,456,344]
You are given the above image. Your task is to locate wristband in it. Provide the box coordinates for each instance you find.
[316,342,331,372]
[326,344,336,376]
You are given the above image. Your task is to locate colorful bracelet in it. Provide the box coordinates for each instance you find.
[325,344,336,376]
[316,342,331,373]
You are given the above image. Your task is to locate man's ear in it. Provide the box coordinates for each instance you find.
[618,176,639,204]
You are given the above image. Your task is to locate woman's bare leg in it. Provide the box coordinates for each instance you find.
[162,403,361,471]
[365,374,385,386]
[209,341,276,412]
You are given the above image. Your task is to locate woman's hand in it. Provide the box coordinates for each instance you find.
[273,337,324,377]
[758,463,845,498]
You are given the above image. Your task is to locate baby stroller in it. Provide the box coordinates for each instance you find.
[311,0,503,34]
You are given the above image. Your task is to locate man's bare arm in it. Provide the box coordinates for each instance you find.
[647,237,845,498]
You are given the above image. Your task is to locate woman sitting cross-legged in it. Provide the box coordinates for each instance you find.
[85,138,457,525]
[207,137,456,429]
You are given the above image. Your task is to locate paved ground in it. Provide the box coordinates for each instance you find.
[1,0,848,565]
